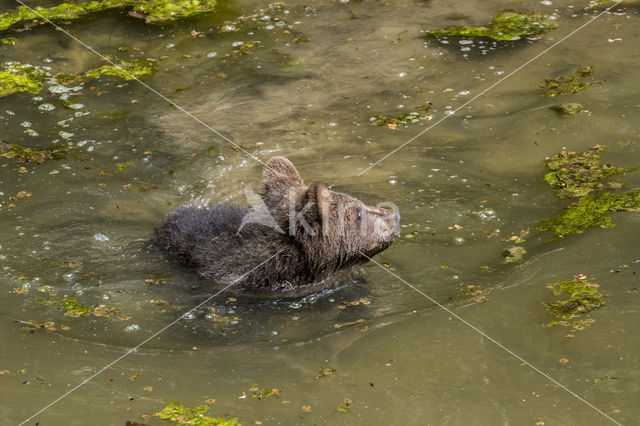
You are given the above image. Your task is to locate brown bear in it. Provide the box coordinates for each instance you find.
[152,156,400,292]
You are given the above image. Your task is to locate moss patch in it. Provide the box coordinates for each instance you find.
[0,0,217,32]
[154,401,239,426]
[537,191,640,238]
[423,11,557,41]
[0,63,45,97]
[85,59,157,80]
[539,65,603,97]
[543,145,632,198]
[543,279,606,329]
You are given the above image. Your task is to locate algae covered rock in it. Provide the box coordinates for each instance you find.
[423,11,557,41]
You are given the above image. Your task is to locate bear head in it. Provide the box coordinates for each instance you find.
[259,156,400,274]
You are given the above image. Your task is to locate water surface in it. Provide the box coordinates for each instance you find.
[1,0,639,424]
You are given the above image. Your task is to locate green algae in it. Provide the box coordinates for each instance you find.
[0,0,217,32]
[543,279,606,329]
[85,59,157,80]
[537,191,640,238]
[585,0,638,9]
[539,65,603,97]
[503,246,527,264]
[315,366,336,379]
[371,105,431,129]
[115,161,132,172]
[130,0,217,23]
[0,142,74,163]
[551,103,583,115]
[0,63,45,97]
[251,387,282,400]
[39,298,92,318]
[232,41,257,55]
[38,297,121,318]
[100,109,130,122]
[543,145,632,198]
[154,401,239,426]
[423,11,556,41]
[337,404,350,413]
[2,37,17,45]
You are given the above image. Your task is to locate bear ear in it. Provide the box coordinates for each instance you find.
[303,181,331,226]
[261,156,304,198]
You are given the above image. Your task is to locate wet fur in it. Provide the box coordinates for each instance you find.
[153,157,399,292]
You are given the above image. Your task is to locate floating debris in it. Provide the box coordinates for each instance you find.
[539,65,603,97]
[543,145,632,198]
[423,11,556,41]
[543,278,606,330]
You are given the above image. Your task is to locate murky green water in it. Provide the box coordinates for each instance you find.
[1,0,639,424]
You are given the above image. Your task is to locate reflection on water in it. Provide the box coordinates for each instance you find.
[1,0,639,424]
